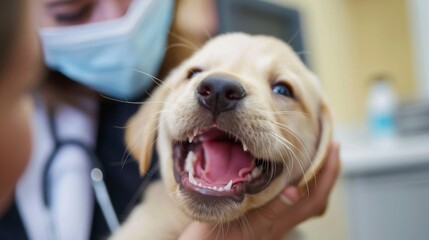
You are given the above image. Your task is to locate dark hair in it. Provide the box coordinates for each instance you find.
[0,0,23,73]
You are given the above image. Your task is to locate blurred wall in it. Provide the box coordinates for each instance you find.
[266,0,415,123]
[408,0,429,96]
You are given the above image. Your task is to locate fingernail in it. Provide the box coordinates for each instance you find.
[279,187,299,205]
[279,195,294,205]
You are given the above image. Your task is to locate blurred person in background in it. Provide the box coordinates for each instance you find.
[0,0,42,214]
[0,0,340,239]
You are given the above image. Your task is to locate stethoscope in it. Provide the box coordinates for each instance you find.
[42,107,119,238]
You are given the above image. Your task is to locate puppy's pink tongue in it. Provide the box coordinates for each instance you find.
[199,141,254,184]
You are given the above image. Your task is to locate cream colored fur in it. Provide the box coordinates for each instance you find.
[111,33,333,239]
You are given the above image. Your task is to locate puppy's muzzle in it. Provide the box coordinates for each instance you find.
[197,75,246,118]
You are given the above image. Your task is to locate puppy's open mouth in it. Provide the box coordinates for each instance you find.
[173,127,284,202]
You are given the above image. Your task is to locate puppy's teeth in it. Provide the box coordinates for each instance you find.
[185,151,195,174]
[188,136,193,143]
[242,143,248,152]
[213,186,218,190]
[193,129,198,137]
[191,153,197,164]
[189,171,196,185]
[251,167,261,178]
[198,182,202,187]
[218,187,224,192]
[247,174,252,182]
[224,180,233,191]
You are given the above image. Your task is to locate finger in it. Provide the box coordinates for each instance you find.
[310,142,340,197]
[251,143,340,224]
[280,185,301,205]
[275,142,341,226]
[246,143,341,238]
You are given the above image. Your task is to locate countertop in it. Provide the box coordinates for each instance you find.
[336,127,429,176]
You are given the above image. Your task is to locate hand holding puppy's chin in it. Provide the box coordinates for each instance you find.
[179,142,340,240]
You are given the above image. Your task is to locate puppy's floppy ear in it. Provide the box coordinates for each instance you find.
[125,86,170,174]
[298,97,333,190]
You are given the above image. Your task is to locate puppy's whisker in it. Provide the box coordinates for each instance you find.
[202,27,214,41]
[206,217,223,240]
[217,221,225,240]
[164,43,197,54]
[275,146,292,181]
[249,108,307,114]
[131,68,164,85]
[131,69,177,94]
[122,113,161,168]
[239,215,253,240]
[122,120,167,170]
[137,100,173,105]
[295,50,313,57]
[99,94,145,105]
[272,123,319,194]
[169,31,200,50]
[123,111,168,166]
[287,29,302,45]
[134,119,168,149]
[269,121,312,165]
[267,130,304,157]
[123,109,169,135]
[268,131,310,197]
[115,110,174,131]
[272,132,309,193]
[272,121,311,148]
[246,218,254,240]
[123,115,165,166]
[265,133,282,184]
[124,108,171,130]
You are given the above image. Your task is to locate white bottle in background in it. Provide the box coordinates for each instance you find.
[367,76,397,140]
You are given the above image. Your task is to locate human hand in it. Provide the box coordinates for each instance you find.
[179,142,341,240]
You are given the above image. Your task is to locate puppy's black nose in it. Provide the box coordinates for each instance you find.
[197,75,246,117]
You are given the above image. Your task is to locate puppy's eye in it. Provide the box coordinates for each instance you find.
[272,83,294,98]
[186,68,203,80]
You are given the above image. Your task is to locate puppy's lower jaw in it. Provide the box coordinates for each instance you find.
[172,127,284,221]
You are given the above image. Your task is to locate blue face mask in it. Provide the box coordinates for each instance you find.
[39,0,174,100]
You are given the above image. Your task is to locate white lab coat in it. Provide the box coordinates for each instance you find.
[15,95,97,240]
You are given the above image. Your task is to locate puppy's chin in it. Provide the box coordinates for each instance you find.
[177,189,243,223]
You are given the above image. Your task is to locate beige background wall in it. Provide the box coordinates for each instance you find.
[263,1,415,239]
[267,0,415,123]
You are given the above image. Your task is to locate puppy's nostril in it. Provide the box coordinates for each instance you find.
[226,89,245,100]
[197,85,212,97]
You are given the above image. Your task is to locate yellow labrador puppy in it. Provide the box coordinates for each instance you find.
[112,33,332,239]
